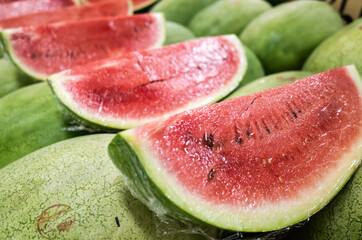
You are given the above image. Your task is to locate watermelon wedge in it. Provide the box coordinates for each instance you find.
[0,0,78,20]
[132,0,157,10]
[49,35,247,130]
[1,13,165,81]
[0,1,132,30]
[108,66,362,232]
[86,0,157,11]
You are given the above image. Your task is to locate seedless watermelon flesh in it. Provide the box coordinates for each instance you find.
[109,66,362,232]
[49,35,246,129]
[0,0,132,29]
[1,13,165,81]
[0,0,78,20]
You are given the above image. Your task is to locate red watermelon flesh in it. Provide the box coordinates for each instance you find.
[0,0,21,3]
[0,1,132,29]
[2,13,165,80]
[109,66,362,231]
[49,35,246,129]
[0,0,76,20]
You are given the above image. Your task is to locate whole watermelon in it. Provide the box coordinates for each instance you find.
[240,0,344,73]
[0,134,204,239]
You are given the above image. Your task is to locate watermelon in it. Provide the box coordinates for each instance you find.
[0,134,204,239]
[295,166,362,240]
[150,0,219,25]
[303,18,362,75]
[238,46,265,87]
[227,71,312,99]
[108,66,362,233]
[132,0,158,10]
[0,0,21,3]
[85,0,157,11]
[188,0,271,37]
[1,13,165,81]
[240,0,344,74]
[0,83,86,168]
[49,35,247,130]
[0,0,78,20]
[0,1,132,30]
[164,21,195,45]
[0,58,33,98]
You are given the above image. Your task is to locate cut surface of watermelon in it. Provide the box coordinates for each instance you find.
[0,1,132,29]
[49,35,246,129]
[2,13,165,80]
[108,66,362,232]
[0,0,77,20]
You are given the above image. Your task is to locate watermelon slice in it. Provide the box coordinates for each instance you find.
[49,35,247,129]
[86,0,157,11]
[108,66,362,232]
[1,13,165,81]
[132,0,157,10]
[0,0,78,20]
[0,1,132,30]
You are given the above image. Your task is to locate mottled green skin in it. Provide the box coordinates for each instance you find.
[0,83,84,168]
[150,0,219,25]
[0,135,204,239]
[165,21,195,45]
[295,166,362,240]
[227,71,311,99]
[0,58,33,98]
[188,0,271,37]
[240,0,344,74]
[303,18,362,75]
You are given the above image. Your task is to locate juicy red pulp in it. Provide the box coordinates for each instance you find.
[139,67,362,206]
[9,14,160,75]
[64,37,240,119]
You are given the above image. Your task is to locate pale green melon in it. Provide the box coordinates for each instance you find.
[165,21,195,45]
[227,71,312,99]
[0,58,33,98]
[188,0,271,37]
[303,18,362,75]
[0,134,204,239]
[240,0,344,74]
[150,0,219,25]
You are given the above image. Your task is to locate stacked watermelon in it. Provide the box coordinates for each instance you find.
[0,0,361,239]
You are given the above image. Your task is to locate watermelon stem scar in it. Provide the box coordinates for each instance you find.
[109,65,362,233]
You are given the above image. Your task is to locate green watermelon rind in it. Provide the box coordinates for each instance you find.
[49,35,247,130]
[0,12,166,82]
[109,65,362,232]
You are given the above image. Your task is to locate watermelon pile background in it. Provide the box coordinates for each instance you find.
[0,0,361,239]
